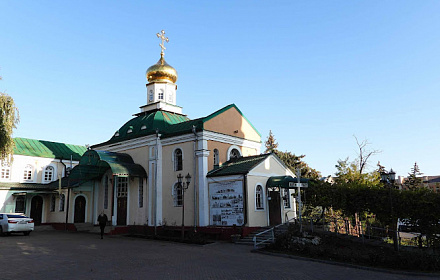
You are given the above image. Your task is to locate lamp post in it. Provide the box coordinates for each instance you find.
[380,168,398,251]
[178,173,191,241]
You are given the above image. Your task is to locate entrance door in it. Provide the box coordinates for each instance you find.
[268,188,282,226]
[117,197,127,225]
[74,196,86,223]
[30,196,43,225]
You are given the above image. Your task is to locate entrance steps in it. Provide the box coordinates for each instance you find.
[34,225,55,232]
[74,223,113,234]
[235,223,291,246]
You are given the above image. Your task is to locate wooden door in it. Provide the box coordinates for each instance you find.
[117,197,127,225]
[268,189,281,226]
[30,196,43,225]
[74,196,86,223]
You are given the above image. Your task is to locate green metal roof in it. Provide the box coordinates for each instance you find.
[266,175,309,189]
[13,138,87,161]
[207,153,271,177]
[93,104,260,147]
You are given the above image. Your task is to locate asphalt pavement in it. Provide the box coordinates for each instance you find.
[0,230,435,280]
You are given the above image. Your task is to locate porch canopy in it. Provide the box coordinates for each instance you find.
[65,150,147,186]
[266,175,309,189]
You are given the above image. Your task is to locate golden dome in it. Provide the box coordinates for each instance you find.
[146,54,178,83]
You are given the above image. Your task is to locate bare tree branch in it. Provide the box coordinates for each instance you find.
[353,135,381,174]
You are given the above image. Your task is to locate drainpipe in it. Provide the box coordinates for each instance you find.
[192,125,198,232]
[58,159,66,195]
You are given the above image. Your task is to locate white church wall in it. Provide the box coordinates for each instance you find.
[0,190,15,213]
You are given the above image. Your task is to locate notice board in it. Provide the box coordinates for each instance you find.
[209,180,244,226]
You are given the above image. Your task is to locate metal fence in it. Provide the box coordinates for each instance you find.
[301,216,410,248]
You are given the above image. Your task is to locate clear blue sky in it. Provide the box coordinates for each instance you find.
[2,1,439,177]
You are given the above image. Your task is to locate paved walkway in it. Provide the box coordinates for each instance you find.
[0,230,434,280]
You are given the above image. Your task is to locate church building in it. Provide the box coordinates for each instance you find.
[39,31,299,236]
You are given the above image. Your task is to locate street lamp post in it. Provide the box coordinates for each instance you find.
[178,173,191,241]
[380,168,398,251]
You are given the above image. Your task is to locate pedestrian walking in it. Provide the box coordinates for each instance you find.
[97,211,108,239]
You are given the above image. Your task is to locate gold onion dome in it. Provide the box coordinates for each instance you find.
[146,54,178,83]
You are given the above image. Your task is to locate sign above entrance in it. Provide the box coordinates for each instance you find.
[289,182,308,188]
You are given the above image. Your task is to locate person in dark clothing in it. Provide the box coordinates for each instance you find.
[97,211,108,239]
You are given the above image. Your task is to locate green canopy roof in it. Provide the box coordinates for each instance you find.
[66,150,147,186]
[266,176,309,189]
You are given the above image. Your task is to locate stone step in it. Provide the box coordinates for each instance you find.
[74,223,114,234]
[34,225,55,232]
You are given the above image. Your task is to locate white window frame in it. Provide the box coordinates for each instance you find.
[255,184,265,211]
[172,147,183,171]
[15,196,25,213]
[59,194,65,211]
[138,177,144,208]
[173,182,183,207]
[0,163,11,180]
[283,188,291,209]
[117,177,128,198]
[44,165,55,183]
[158,89,164,100]
[227,145,242,161]
[23,164,33,181]
[213,148,219,168]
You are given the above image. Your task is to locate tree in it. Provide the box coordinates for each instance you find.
[403,162,423,190]
[0,75,19,161]
[264,130,278,153]
[354,136,380,174]
[334,158,380,186]
[333,137,381,187]
[264,131,320,179]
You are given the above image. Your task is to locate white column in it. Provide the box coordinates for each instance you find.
[112,177,117,226]
[196,137,210,226]
[93,181,99,225]
[148,136,163,227]
[155,138,163,225]
[148,161,155,226]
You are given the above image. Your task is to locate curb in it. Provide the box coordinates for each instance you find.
[251,249,440,278]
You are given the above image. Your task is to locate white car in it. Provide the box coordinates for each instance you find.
[0,213,34,236]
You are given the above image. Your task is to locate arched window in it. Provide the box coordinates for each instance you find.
[255,185,264,210]
[59,194,65,211]
[173,183,183,207]
[23,165,33,181]
[229,148,241,160]
[174,148,183,171]
[15,196,25,213]
[213,149,219,168]
[158,89,164,100]
[50,195,56,212]
[44,166,54,182]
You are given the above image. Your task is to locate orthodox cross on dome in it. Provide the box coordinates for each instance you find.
[156,30,169,56]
